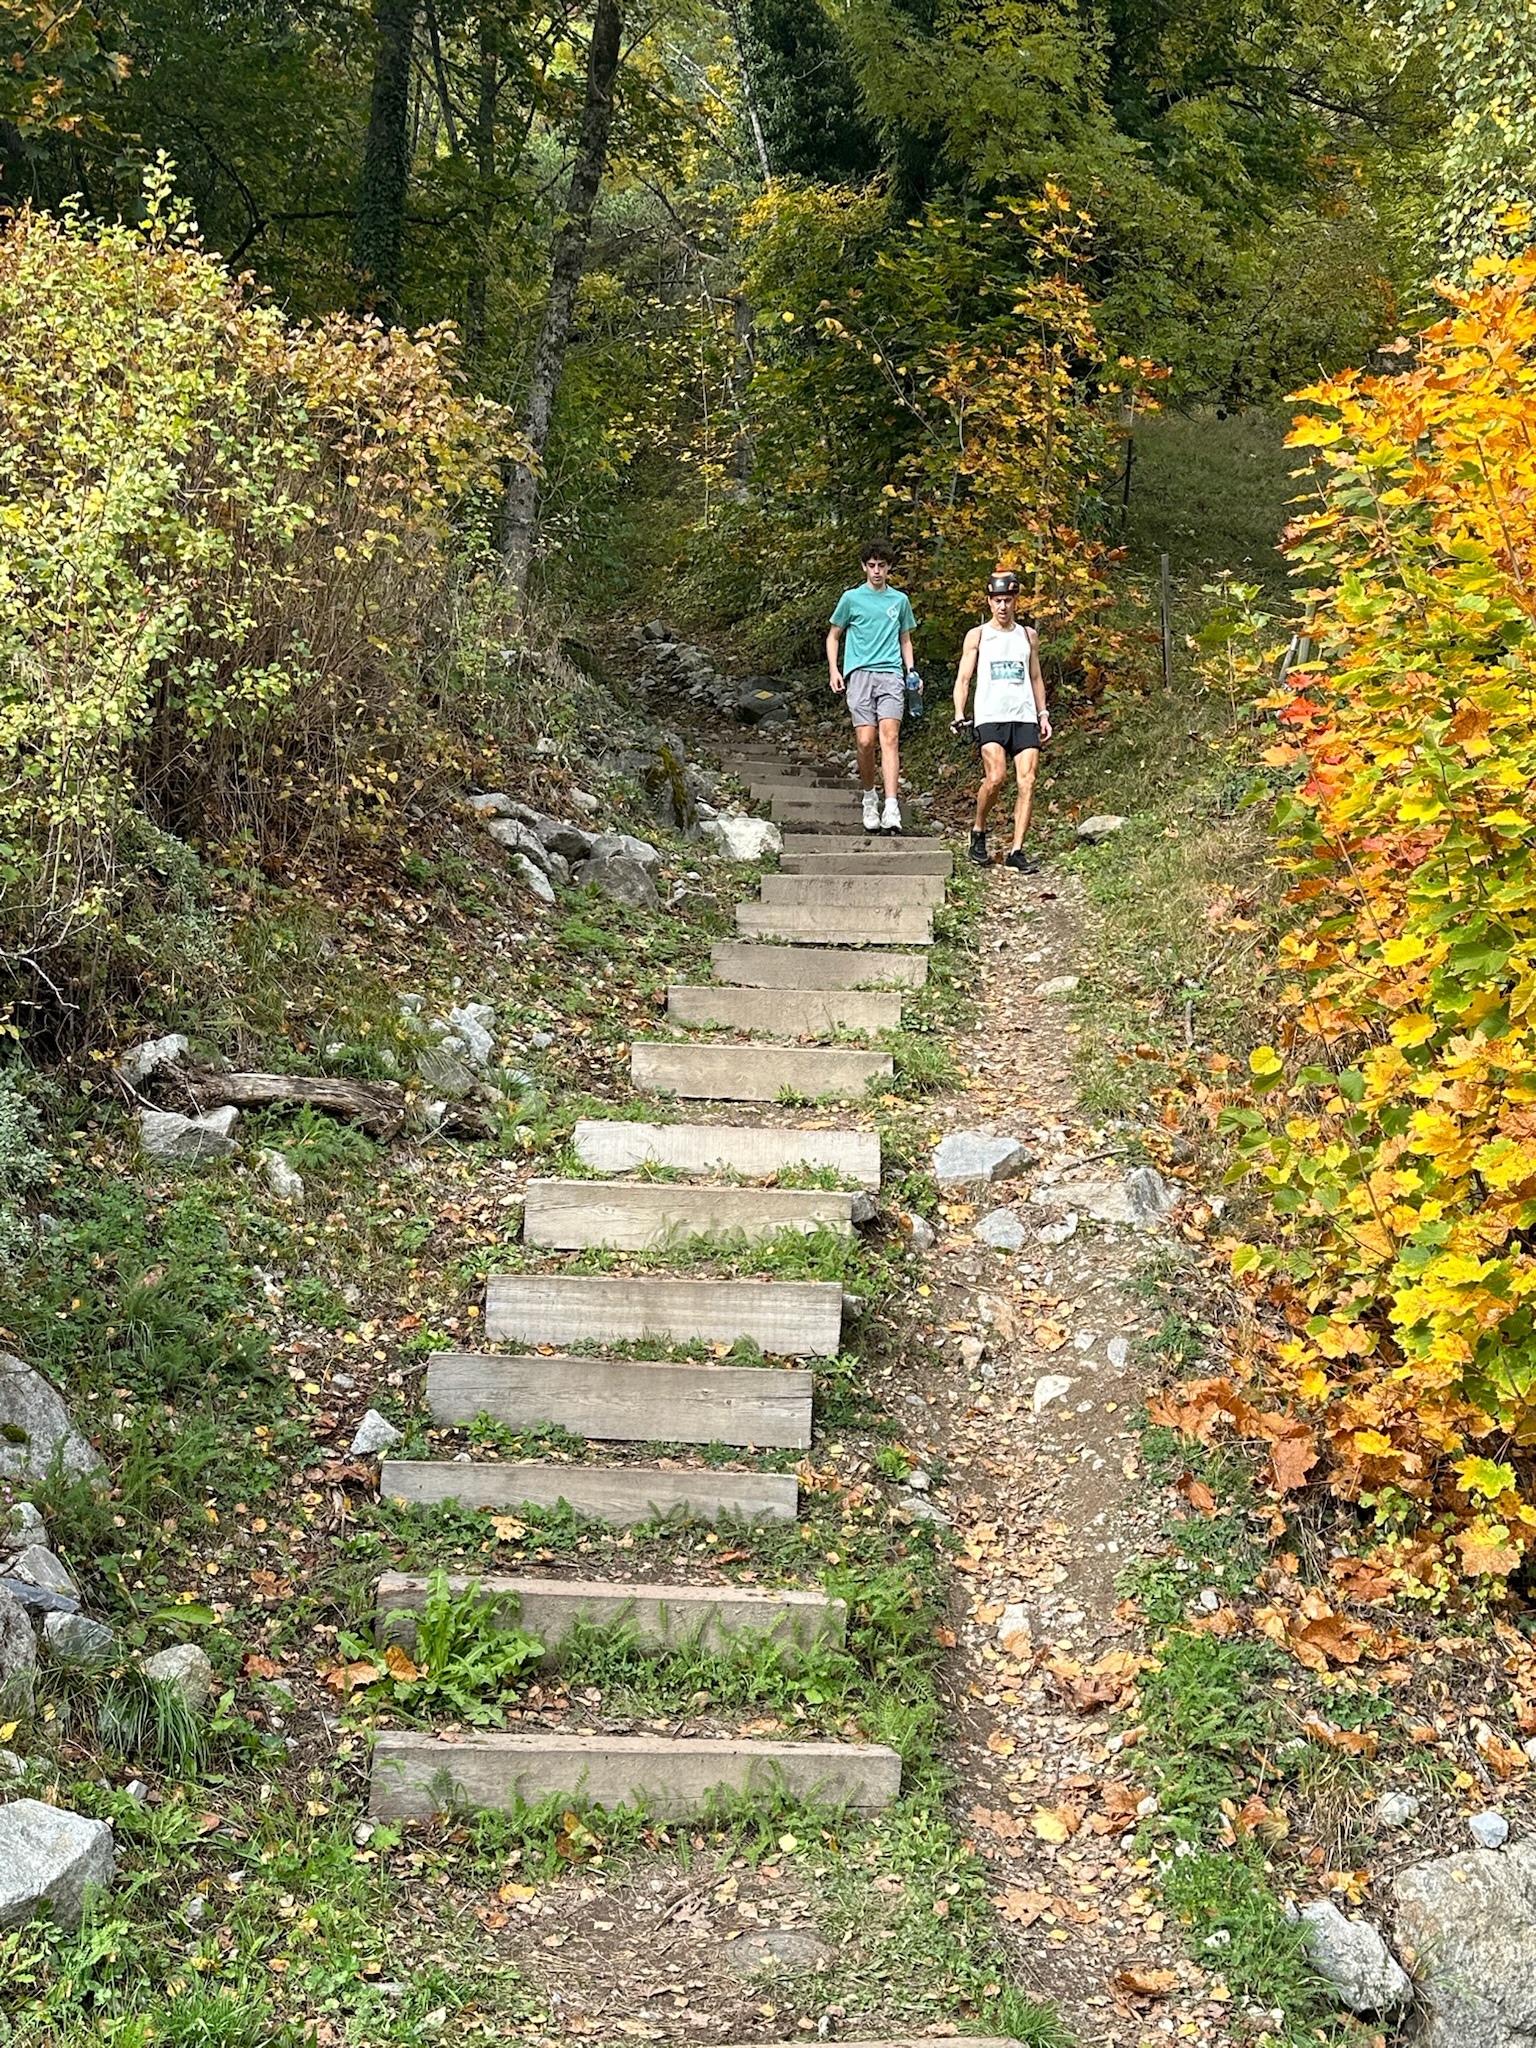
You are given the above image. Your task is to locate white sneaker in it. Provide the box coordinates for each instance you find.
[881,798,903,833]
[861,790,882,832]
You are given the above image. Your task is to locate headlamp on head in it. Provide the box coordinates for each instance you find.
[986,571,1021,598]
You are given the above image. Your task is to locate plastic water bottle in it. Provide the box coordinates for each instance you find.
[904,669,926,722]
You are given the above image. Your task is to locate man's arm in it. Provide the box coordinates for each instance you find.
[899,628,915,673]
[952,627,982,721]
[1030,627,1051,740]
[826,622,845,693]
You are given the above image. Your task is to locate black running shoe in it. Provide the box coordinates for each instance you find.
[1003,848,1039,873]
[968,830,989,866]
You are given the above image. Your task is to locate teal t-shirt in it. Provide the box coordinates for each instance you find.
[831,582,916,673]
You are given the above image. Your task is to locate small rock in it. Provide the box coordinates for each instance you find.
[331,1372,355,1391]
[1037,1212,1078,1246]
[849,1190,877,1225]
[531,1029,555,1050]
[1032,1374,1074,1415]
[840,1291,866,1320]
[1107,1336,1131,1369]
[465,791,516,818]
[512,853,557,905]
[1125,1164,1178,1226]
[958,1335,985,1369]
[1076,814,1126,843]
[0,1800,116,1930]
[183,1891,208,1921]
[43,1611,117,1665]
[1375,1791,1421,1829]
[5,1501,45,1541]
[534,819,595,863]
[125,1779,148,1804]
[996,1602,1031,1649]
[444,1003,496,1069]
[905,1468,931,1493]
[0,1749,24,1779]
[1033,975,1079,998]
[257,1149,305,1203]
[349,1410,403,1457]
[1197,1588,1220,1613]
[0,1576,78,1617]
[8,1545,80,1602]
[138,1106,239,1163]
[142,1642,214,1712]
[590,831,661,873]
[0,1583,37,1715]
[574,854,660,912]
[908,1499,950,1525]
[976,1208,1026,1250]
[1470,1810,1510,1849]
[1299,1899,1411,2014]
[902,1213,935,1252]
[416,1039,480,1100]
[933,1132,1028,1186]
[701,814,782,861]
[0,1352,99,1483]
[117,1032,190,1086]
[568,788,600,815]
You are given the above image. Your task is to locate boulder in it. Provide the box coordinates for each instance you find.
[117,1033,190,1086]
[701,815,782,861]
[534,819,595,863]
[0,1576,78,1618]
[43,1611,117,1666]
[8,1545,80,1602]
[590,831,661,873]
[0,1351,98,1483]
[1076,815,1125,843]
[416,1041,479,1101]
[0,1583,37,1714]
[138,1106,239,1163]
[443,1003,496,1069]
[574,855,660,912]
[348,1409,403,1456]
[142,1642,215,1712]
[1299,1899,1411,2014]
[257,1149,305,1204]
[1031,1166,1176,1231]
[933,1133,1028,1186]
[976,1209,1026,1250]
[1394,1841,1536,2046]
[736,688,791,726]
[512,854,556,906]
[0,1800,116,1930]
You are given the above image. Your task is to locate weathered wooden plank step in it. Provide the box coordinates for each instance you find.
[783,849,952,878]
[760,872,944,908]
[712,941,928,990]
[780,833,946,855]
[380,1459,800,1523]
[666,985,903,1036]
[524,1177,854,1248]
[770,793,913,826]
[572,1118,881,1185]
[485,1273,842,1354]
[369,1731,902,1820]
[632,1042,892,1102]
[374,1573,847,1655]
[748,779,847,799]
[427,1351,814,1447]
[736,903,932,945]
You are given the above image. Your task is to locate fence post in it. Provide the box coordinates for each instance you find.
[1160,552,1174,695]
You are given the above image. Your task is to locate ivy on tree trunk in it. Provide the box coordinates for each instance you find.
[499,0,622,597]
[353,0,418,319]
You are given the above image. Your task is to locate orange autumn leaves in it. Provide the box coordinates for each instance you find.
[1221,247,1536,1584]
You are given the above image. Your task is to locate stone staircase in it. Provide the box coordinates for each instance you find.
[368,739,941,1828]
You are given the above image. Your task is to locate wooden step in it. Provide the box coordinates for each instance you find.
[748,779,846,800]
[781,833,946,855]
[760,872,944,908]
[375,1573,848,1656]
[666,985,903,1037]
[380,1459,800,1523]
[632,1042,892,1102]
[485,1273,843,1354]
[427,1351,814,1448]
[782,849,952,878]
[524,1177,854,1249]
[769,793,912,823]
[369,1730,902,1820]
[736,903,932,945]
[572,1119,881,1185]
[712,941,928,990]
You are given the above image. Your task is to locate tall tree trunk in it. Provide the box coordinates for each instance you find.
[464,15,500,361]
[499,0,623,597]
[353,0,419,318]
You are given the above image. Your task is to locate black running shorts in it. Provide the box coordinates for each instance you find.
[975,720,1041,759]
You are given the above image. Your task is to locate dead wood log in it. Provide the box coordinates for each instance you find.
[169,1066,410,1138]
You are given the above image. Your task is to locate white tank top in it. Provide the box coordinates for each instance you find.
[974,622,1038,724]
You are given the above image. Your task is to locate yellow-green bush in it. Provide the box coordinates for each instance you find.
[0,169,505,1029]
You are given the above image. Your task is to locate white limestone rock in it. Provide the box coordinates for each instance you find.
[117,1033,190,1086]
[257,1149,305,1204]
[142,1642,215,1712]
[43,1611,117,1666]
[976,1209,1026,1250]
[0,1352,98,1483]
[1076,815,1125,843]
[0,1583,37,1714]
[138,1106,239,1163]
[701,814,783,861]
[349,1409,403,1457]
[0,1800,116,1930]
[933,1133,1028,1186]
[1298,1900,1411,2014]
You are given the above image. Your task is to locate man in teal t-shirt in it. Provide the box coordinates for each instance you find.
[826,539,917,833]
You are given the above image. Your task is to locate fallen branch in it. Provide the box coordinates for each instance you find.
[169,1066,410,1138]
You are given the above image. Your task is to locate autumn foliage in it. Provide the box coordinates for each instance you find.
[1226,248,1536,1586]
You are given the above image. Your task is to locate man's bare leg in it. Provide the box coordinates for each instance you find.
[877,717,902,799]
[974,743,1009,829]
[854,725,878,789]
[1010,749,1039,851]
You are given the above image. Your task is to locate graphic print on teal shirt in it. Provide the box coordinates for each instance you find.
[830,583,917,674]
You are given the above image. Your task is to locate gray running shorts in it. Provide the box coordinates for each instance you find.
[844,667,905,727]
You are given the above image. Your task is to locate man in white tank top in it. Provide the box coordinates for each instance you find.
[950,569,1051,870]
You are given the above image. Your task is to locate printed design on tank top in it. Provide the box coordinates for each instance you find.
[974,623,1038,724]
